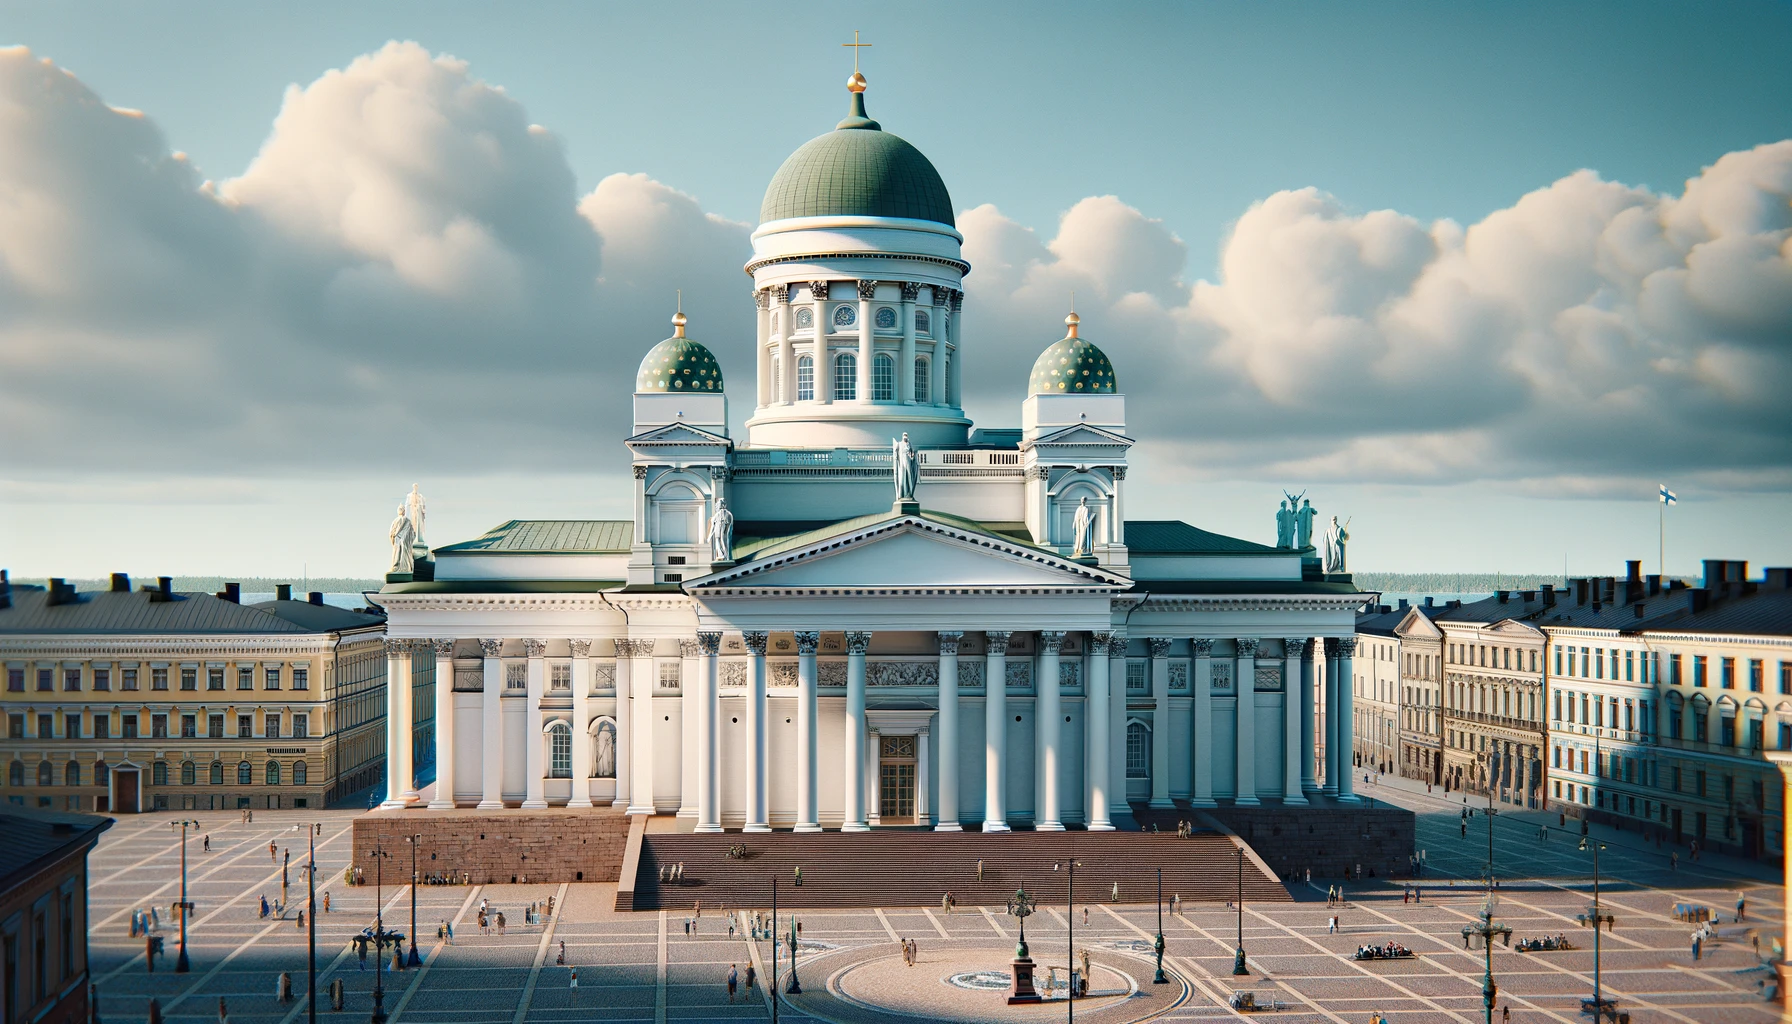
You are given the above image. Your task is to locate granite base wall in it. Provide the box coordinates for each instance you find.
[1204,804,1415,881]
[351,808,630,885]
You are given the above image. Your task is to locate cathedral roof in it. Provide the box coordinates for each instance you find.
[636,311,724,394]
[433,520,633,554]
[759,76,954,227]
[1123,521,1281,555]
[1028,312,1118,395]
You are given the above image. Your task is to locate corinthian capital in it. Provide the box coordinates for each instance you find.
[754,289,770,311]
[793,631,820,654]
[697,632,721,656]
[936,630,963,655]
[932,286,951,307]
[1039,630,1065,654]
[522,639,547,658]
[900,281,921,302]
[677,638,703,658]
[984,630,1013,651]
[431,638,456,657]
[742,631,768,656]
[569,639,592,658]
[383,637,410,657]
[808,280,831,301]
[1281,638,1308,659]
[1338,636,1359,658]
[479,639,503,658]
[1146,637,1172,660]
[1236,638,1260,658]
[1192,638,1215,658]
[1088,631,1113,655]
[857,280,879,301]
[845,631,873,655]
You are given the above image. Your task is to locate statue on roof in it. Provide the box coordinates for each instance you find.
[1275,498,1295,548]
[1295,497,1317,551]
[1322,515,1350,574]
[1071,496,1095,557]
[893,432,919,501]
[406,484,427,543]
[387,505,416,575]
[707,498,735,563]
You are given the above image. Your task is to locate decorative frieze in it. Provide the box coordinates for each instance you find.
[1060,662,1083,689]
[818,662,847,686]
[1255,664,1284,691]
[591,664,616,690]
[721,662,746,687]
[1169,661,1188,691]
[1212,662,1234,690]
[866,661,938,687]
[958,662,985,688]
[769,663,799,688]
[1005,662,1032,689]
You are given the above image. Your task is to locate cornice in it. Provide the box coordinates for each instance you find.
[371,594,632,613]
[693,585,1117,598]
[745,251,970,276]
[0,637,345,657]
[1126,594,1371,614]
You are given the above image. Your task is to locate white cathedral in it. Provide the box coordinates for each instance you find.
[375,72,1370,832]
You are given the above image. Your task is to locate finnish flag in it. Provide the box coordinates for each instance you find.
[1659,485,1677,505]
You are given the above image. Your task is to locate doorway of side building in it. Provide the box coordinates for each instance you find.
[112,766,141,814]
[878,735,917,823]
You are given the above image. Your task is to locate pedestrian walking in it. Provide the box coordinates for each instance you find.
[558,940,566,965]
[1083,907,1090,925]
[569,966,578,991]
[1737,893,1747,921]
[1111,881,1120,902]
[745,964,756,990]
[217,996,228,1024]
[1670,852,1678,871]
[1692,934,1703,961]
[296,910,305,929]
[445,921,453,944]
[977,858,984,882]
[358,940,367,971]
[727,964,738,1003]
[1328,915,1338,934]
[260,895,269,919]
[496,912,506,936]
[203,835,211,853]
[269,841,277,862]
[1502,1005,1510,1022]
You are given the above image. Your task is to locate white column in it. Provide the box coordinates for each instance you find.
[1086,632,1114,830]
[948,293,963,406]
[1302,639,1320,797]
[478,639,504,809]
[1323,640,1341,797]
[568,639,593,808]
[428,639,456,808]
[811,282,832,404]
[983,630,1011,832]
[1338,637,1359,803]
[843,631,872,831]
[611,641,631,810]
[382,638,411,808]
[754,289,771,409]
[899,282,918,403]
[677,639,699,820]
[931,291,950,407]
[697,632,722,830]
[743,632,769,832]
[1148,638,1172,809]
[794,631,820,832]
[1108,632,1129,824]
[1036,631,1064,830]
[866,728,882,827]
[1282,639,1307,804]
[916,727,932,824]
[776,286,795,404]
[522,639,548,809]
[1235,638,1259,806]
[856,280,875,402]
[624,642,656,815]
[1192,639,1216,807]
[936,631,963,831]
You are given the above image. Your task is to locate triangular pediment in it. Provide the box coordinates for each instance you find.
[1487,617,1543,639]
[1394,607,1443,640]
[1024,423,1134,449]
[626,422,731,446]
[690,514,1131,592]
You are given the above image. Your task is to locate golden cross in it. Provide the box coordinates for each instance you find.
[842,30,871,73]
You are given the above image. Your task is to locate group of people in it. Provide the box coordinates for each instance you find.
[129,907,160,937]
[1514,934,1573,952]
[476,897,506,935]
[898,936,921,966]
[723,963,757,1002]
[1400,886,1423,904]
[659,862,687,884]
[1352,941,1413,961]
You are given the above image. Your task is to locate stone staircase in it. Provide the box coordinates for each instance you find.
[626,829,1290,911]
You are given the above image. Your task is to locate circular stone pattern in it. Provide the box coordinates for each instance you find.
[945,970,1011,991]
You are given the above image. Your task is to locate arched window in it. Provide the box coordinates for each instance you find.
[66,761,81,787]
[210,761,224,786]
[266,760,281,786]
[914,356,930,403]
[95,761,108,787]
[796,356,814,401]
[834,352,856,400]
[548,722,572,779]
[37,762,52,786]
[872,353,895,401]
[833,304,856,327]
[237,760,252,785]
[152,761,168,786]
[655,482,700,545]
[1125,722,1150,779]
[915,309,931,334]
[795,307,813,329]
[8,761,22,787]
[875,306,897,329]
[293,761,308,786]
[180,760,196,786]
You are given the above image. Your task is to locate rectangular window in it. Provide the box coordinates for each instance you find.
[1553,691,1562,721]
[1721,719,1736,747]
[1748,719,1762,750]
[1555,648,1563,675]
[293,668,308,691]
[1696,770,1707,798]
[180,715,196,739]
[1721,658,1735,689]
[1693,656,1707,687]
[1670,711,1683,739]
[5,668,20,692]
[1579,750,1588,774]
[550,663,572,690]
[63,668,80,691]
[1782,662,1791,696]
[1780,722,1790,749]
[238,715,253,739]
[1595,649,1604,679]
[122,715,138,739]
[37,714,53,739]
[914,357,930,402]
[264,667,281,690]
[64,714,80,740]
[207,668,224,691]
[1669,653,1682,685]
[293,713,309,739]
[152,667,169,690]
[1750,660,1764,692]
[180,668,196,691]
[1694,711,1708,741]
[93,668,109,691]
[237,667,254,690]
[208,714,224,739]
[94,716,109,740]
[266,714,281,739]
[1625,650,1634,682]
[151,714,168,739]
[656,662,679,691]
[36,668,51,691]
[1126,660,1149,693]
[122,667,138,690]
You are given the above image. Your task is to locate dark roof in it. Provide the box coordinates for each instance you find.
[434,520,632,554]
[1135,580,1366,597]
[1536,580,1792,637]
[375,580,625,596]
[1125,521,1282,556]
[1356,606,1409,636]
[0,809,112,896]
[0,588,383,636]
[1434,591,1554,626]
[760,91,954,226]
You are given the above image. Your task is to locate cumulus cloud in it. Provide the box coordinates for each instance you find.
[0,40,1787,506]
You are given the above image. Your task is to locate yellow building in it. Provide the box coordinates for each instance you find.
[1,574,393,812]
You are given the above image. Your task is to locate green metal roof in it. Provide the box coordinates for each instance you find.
[760,92,954,226]
[730,510,1041,564]
[1029,336,1117,396]
[636,336,724,394]
[1124,521,1283,555]
[434,520,633,554]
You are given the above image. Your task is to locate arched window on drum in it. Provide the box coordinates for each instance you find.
[834,352,857,401]
[796,356,814,401]
[872,353,895,402]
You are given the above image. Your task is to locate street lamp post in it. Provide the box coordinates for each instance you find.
[406,836,422,966]
[172,819,198,973]
[1153,867,1167,984]
[785,906,802,995]
[770,877,779,1024]
[368,845,391,1024]
[1578,835,1616,1019]
[1460,892,1512,1024]
[1054,859,1083,1017]
[1232,847,1248,976]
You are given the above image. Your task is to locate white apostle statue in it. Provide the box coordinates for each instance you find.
[405,484,427,543]
[593,720,616,778]
[892,432,919,501]
[387,505,416,574]
[1322,515,1350,574]
[1071,496,1095,557]
[707,498,734,562]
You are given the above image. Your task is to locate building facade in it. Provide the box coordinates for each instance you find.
[1354,608,1403,775]
[374,74,1372,830]
[1437,593,1548,808]
[0,809,111,1024]
[1,575,393,812]
[1393,601,1445,784]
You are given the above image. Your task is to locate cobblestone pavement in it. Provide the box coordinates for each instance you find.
[86,791,1784,1024]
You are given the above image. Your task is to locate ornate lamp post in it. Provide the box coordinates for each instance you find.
[1460,892,1512,1024]
[785,910,801,995]
[1006,886,1042,1004]
[367,845,396,1024]
[1578,836,1616,1019]
[171,819,199,973]
[405,836,422,966]
[769,876,781,1024]
[1153,867,1167,984]
[1232,847,1248,975]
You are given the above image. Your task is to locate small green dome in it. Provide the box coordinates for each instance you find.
[1028,315,1117,395]
[636,315,724,393]
[760,88,954,227]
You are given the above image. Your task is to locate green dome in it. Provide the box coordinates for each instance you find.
[636,320,724,393]
[760,90,954,227]
[1028,321,1117,396]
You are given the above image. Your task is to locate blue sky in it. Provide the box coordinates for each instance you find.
[1,2,1789,578]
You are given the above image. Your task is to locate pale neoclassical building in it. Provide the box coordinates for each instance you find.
[373,73,1370,831]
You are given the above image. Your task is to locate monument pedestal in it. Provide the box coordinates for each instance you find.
[1007,956,1042,1004]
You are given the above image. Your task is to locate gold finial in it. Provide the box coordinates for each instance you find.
[1065,293,1080,339]
[672,290,686,338]
[843,30,871,90]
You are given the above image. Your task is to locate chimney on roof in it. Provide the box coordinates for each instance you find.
[275,584,292,602]
[1447,599,1461,609]
[1703,559,1727,589]
[1765,568,1792,590]
[45,578,76,607]
[1521,590,1536,602]
[1627,559,1642,582]
[1730,560,1749,584]
[1575,579,1589,605]
[1689,588,1711,613]
[153,576,174,603]
[1634,603,1645,618]
[0,569,9,610]
[1398,598,1409,610]
[1646,574,1661,596]
[223,582,240,604]
[308,591,324,606]
[1496,590,1508,603]
[1424,595,1434,607]
[1541,583,1555,606]
[110,573,130,592]
[1603,577,1616,603]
